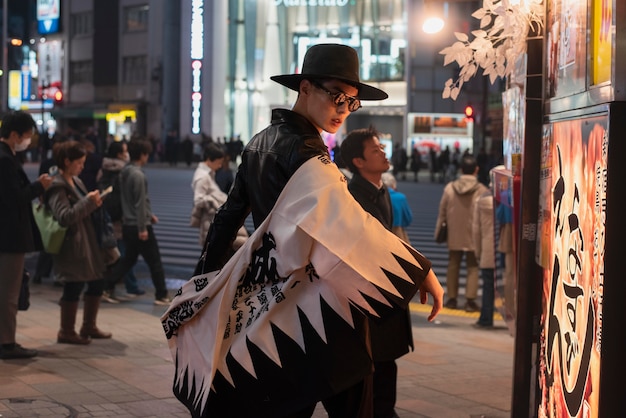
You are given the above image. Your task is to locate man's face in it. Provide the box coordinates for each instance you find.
[305,80,359,134]
[356,137,390,176]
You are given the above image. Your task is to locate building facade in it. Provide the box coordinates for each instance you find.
[13,0,499,153]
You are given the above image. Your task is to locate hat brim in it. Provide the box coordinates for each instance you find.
[270,74,388,101]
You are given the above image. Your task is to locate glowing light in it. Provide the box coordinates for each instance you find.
[422,17,444,34]
[190,0,204,134]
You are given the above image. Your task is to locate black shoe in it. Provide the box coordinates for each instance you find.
[444,298,457,309]
[465,299,480,312]
[473,322,494,330]
[0,343,38,359]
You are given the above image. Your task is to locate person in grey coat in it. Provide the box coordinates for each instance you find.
[434,154,488,312]
[45,141,112,345]
[0,111,52,359]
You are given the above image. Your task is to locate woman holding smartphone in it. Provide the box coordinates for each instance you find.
[45,141,112,345]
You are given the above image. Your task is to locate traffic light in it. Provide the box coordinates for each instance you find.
[53,90,64,105]
[464,104,474,120]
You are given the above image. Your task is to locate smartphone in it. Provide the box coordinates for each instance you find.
[100,186,113,198]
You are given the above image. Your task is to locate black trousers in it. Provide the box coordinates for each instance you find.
[107,225,167,299]
[284,376,374,418]
[62,279,105,302]
[373,360,398,418]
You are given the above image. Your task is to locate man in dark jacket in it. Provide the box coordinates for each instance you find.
[196,44,391,418]
[194,43,444,418]
[0,111,52,359]
[341,127,416,418]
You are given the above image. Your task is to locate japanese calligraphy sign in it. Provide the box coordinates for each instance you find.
[538,116,607,418]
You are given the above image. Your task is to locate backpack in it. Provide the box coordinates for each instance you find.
[98,169,123,222]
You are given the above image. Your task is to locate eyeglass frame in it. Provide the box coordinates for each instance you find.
[310,80,362,112]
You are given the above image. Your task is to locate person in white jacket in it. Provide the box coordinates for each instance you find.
[191,143,247,251]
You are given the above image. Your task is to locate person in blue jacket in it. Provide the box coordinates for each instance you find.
[382,172,413,244]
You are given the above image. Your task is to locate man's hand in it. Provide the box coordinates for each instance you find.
[138,230,149,241]
[151,214,159,224]
[418,269,444,321]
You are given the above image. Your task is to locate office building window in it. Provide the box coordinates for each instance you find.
[123,55,147,84]
[70,12,93,37]
[70,60,93,84]
[124,5,149,32]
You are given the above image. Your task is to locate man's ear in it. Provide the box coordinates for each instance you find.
[352,156,365,170]
[299,79,312,96]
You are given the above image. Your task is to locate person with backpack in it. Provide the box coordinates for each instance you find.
[98,141,144,302]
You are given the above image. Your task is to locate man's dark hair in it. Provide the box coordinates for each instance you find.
[106,141,126,159]
[53,140,86,170]
[127,139,152,161]
[0,111,36,139]
[340,125,379,174]
[203,142,225,162]
[460,154,478,175]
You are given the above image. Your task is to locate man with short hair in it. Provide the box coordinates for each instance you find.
[435,154,489,311]
[341,128,426,418]
[106,139,169,305]
[0,111,52,359]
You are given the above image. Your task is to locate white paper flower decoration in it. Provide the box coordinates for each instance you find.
[439,0,544,100]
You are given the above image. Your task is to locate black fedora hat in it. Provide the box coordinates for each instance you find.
[270,44,388,101]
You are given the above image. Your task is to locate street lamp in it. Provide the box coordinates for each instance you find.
[422,1,448,34]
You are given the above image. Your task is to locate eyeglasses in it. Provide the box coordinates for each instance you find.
[311,81,362,112]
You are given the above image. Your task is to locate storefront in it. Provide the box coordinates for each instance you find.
[223,0,407,144]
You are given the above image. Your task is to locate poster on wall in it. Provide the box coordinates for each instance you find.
[545,0,588,98]
[502,86,525,173]
[537,116,607,418]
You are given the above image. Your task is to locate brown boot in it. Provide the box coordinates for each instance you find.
[80,295,112,339]
[58,300,91,345]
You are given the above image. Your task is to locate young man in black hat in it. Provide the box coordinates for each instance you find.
[193,44,443,417]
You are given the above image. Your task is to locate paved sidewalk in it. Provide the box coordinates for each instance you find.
[1,261,514,418]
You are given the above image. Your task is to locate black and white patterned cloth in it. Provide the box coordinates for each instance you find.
[161,155,431,418]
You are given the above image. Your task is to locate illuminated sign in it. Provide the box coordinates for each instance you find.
[8,71,22,110]
[190,0,204,134]
[37,0,61,34]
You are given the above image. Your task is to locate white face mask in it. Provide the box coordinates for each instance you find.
[14,137,31,152]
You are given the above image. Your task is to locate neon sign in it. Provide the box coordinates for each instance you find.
[190,0,204,134]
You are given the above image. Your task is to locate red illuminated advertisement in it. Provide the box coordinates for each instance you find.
[537,116,607,418]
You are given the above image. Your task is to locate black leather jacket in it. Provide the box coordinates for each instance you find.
[196,109,329,273]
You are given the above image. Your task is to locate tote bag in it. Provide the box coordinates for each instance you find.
[32,203,67,254]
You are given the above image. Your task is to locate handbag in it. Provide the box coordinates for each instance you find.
[435,221,448,244]
[18,269,30,311]
[92,206,117,249]
[32,202,67,254]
